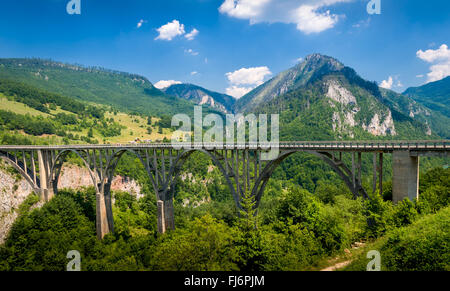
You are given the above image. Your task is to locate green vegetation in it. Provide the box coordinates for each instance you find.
[0,58,205,117]
[0,166,447,271]
[0,56,448,271]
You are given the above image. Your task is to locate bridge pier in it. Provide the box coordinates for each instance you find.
[96,190,110,239]
[37,150,54,202]
[392,151,419,203]
[157,198,175,234]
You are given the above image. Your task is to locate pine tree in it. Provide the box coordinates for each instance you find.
[235,190,265,271]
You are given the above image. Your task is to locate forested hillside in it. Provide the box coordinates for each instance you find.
[0,166,448,271]
[0,58,200,117]
[0,56,448,272]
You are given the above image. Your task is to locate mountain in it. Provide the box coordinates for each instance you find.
[403,76,450,118]
[234,53,344,113]
[0,58,197,117]
[379,87,450,138]
[237,54,435,140]
[163,83,235,113]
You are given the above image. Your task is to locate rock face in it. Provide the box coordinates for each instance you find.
[0,163,143,244]
[362,112,396,136]
[326,80,357,106]
[57,165,143,198]
[0,165,35,244]
[327,79,396,137]
[163,83,235,113]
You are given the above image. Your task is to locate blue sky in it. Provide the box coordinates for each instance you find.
[0,0,449,97]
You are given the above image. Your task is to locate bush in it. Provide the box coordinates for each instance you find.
[363,193,394,238]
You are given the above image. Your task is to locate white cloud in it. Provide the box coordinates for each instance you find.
[226,86,253,99]
[185,48,199,56]
[155,20,185,41]
[219,0,270,20]
[293,5,338,34]
[416,74,424,78]
[191,71,198,76]
[219,0,353,34]
[154,80,182,89]
[380,76,393,89]
[226,66,272,86]
[225,66,272,98]
[416,44,450,82]
[185,28,199,40]
[137,19,147,28]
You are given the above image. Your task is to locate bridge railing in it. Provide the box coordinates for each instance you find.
[0,140,448,150]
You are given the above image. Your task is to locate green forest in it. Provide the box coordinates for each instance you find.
[0,152,448,271]
[0,56,449,272]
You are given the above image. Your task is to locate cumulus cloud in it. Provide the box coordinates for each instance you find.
[380,76,393,89]
[225,66,272,98]
[380,76,403,89]
[185,28,199,40]
[155,20,185,41]
[226,86,253,98]
[293,5,339,34]
[154,80,182,89]
[219,0,353,34]
[416,44,450,82]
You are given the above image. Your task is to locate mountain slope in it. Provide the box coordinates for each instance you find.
[240,54,435,140]
[379,88,450,138]
[403,76,450,117]
[0,58,197,117]
[163,83,235,113]
[234,54,344,113]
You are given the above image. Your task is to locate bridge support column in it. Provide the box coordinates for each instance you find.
[157,199,175,234]
[104,183,114,233]
[164,198,175,231]
[157,200,166,233]
[96,190,110,239]
[393,151,419,203]
[37,150,54,202]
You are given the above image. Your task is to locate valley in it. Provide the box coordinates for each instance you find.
[0,54,448,272]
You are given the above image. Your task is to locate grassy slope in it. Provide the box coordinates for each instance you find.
[0,93,172,144]
[342,206,450,271]
[0,58,197,117]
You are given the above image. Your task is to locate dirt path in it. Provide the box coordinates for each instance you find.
[320,259,352,271]
[319,241,365,271]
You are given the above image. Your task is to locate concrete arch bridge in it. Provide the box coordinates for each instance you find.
[0,140,448,238]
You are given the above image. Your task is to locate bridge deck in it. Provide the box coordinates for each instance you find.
[0,140,448,153]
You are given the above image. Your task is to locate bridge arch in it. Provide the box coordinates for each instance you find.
[251,150,368,209]
[102,148,159,199]
[165,149,241,209]
[0,151,38,191]
[49,149,100,193]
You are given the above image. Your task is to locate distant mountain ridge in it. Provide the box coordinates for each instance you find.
[403,76,450,118]
[163,83,235,113]
[235,53,442,140]
[0,58,198,117]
